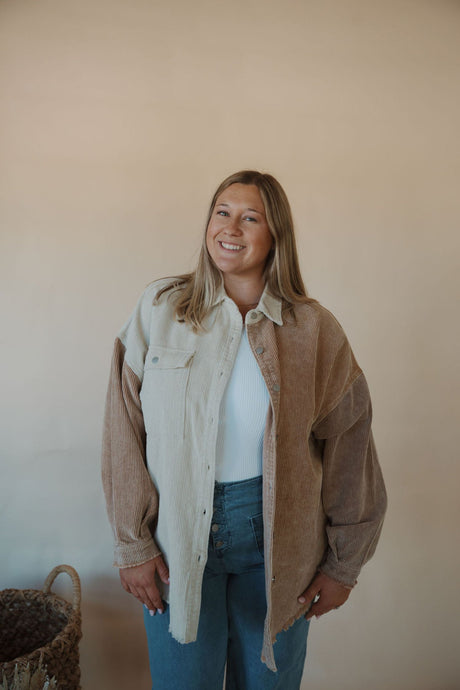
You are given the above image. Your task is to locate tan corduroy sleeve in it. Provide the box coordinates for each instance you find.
[102,337,162,568]
[313,372,387,586]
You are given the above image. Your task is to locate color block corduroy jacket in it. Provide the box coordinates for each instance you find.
[102,280,387,671]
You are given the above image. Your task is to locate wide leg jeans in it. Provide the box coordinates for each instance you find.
[143,476,310,689]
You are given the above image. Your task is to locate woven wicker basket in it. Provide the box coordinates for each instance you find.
[0,565,82,690]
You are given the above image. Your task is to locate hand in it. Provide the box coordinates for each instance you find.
[298,571,352,620]
[119,555,170,615]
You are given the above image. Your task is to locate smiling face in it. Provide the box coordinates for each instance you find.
[206,183,274,290]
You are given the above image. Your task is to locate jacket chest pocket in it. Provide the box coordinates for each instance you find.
[140,345,195,439]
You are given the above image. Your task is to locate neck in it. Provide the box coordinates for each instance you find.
[223,275,265,318]
[223,276,264,303]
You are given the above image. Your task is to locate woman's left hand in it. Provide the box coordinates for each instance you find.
[298,571,352,620]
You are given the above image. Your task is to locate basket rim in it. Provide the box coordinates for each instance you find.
[0,587,77,616]
[0,564,81,613]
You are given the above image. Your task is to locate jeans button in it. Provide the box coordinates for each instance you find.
[211,524,219,533]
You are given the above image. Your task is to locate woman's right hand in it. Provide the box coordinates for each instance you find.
[119,555,170,615]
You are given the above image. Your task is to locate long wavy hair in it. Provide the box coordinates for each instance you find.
[155,170,311,330]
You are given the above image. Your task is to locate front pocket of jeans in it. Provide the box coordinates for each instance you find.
[140,345,194,438]
[249,512,264,557]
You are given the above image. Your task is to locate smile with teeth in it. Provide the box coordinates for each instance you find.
[219,241,245,252]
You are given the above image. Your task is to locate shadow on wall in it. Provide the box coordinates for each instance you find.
[79,575,151,690]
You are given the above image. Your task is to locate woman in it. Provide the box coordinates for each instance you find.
[102,170,387,689]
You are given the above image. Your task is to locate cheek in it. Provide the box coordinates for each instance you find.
[206,218,217,240]
[205,226,215,256]
[259,231,274,257]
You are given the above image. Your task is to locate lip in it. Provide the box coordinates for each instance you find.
[218,240,245,252]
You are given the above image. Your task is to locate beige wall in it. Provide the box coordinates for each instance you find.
[1,0,459,687]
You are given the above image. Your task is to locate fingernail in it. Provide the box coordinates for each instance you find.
[298,596,306,603]
[149,610,155,616]
[158,608,163,615]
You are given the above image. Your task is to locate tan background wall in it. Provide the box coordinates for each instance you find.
[1,0,459,688]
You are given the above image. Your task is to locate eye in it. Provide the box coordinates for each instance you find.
[217,210,229,217]
[244,216,257,222]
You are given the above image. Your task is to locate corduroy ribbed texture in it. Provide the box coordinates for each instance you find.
[101,281,387,671]
[102,338,162,568]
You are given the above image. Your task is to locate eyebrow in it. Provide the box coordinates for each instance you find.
[216,202,264,215]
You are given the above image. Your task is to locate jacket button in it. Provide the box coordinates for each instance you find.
[272,383,280,392]
[255,346,264,355]
[152,356,159,363]
[250,312,258,320]
[211,524,219,533]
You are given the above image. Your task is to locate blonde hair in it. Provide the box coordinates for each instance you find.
[156,170,311,329]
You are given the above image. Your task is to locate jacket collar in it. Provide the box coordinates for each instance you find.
[212,282,283,326]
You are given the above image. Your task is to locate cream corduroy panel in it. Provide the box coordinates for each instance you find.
[103,281,282,646]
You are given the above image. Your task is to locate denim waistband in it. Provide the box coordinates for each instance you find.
[213,474,262,498]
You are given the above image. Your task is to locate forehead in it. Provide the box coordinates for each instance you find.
[215,184,265,211]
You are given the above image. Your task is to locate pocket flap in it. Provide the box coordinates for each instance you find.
[145,345,195,370]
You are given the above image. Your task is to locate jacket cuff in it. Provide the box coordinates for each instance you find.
[319,552,359,588]
[114,538,162,568]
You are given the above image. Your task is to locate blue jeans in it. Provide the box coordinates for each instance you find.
[143,476,309,689]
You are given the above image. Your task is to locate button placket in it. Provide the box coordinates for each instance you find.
[201,312,242,564]
[183,305,244,602]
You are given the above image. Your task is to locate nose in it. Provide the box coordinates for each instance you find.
[225,217,242,236]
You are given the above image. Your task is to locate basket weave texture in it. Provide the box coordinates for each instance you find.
[0,565,82,690]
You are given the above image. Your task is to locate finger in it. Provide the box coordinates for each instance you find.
[144,604,157,617]
[120,579,130,594]
[298,572,323,605]
[298,585,320,605]
[306,598,344,620]
[155,556,170,585]
[143,583,165,614]
[118,561,166,612]
[306,602,333,620]
[133,586,160,614]
[305,603,320,620]
[306,595,340,619]
[124,582,155,611]
[129,584,148,606]
[119,570,131,593]
[305,595,327,620]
